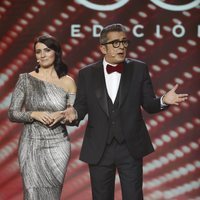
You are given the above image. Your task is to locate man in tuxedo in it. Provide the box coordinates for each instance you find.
[65,24,188,200]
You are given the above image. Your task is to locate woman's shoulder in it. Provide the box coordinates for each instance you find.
[60,75,76,93]
[18,72,27,77]
[60,75,75,85]
[61,74,74,81]
[18,71,35,78]
[13,73,30,87]
[17,72,29,81]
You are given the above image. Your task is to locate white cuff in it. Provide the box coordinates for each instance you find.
[160,95,168,108]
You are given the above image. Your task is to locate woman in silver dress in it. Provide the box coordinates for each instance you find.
[8,35,76,200]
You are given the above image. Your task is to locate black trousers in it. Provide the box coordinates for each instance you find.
[89,139,143,200]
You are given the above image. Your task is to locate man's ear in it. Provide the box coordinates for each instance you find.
[99,45,107,55]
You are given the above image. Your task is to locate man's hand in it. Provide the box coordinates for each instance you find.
[163,84,188,105]
[61,106,77,124]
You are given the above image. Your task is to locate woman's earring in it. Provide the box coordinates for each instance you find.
[34,60,40,73]
[35,64,40,73]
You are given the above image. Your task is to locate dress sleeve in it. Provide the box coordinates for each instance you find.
[67,93,76,106]
[8,74,34,123]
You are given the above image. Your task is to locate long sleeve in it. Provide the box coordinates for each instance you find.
[74,70,88,121]
[8,74,33,123]
[141,65,161,113]
[67,93,76,106]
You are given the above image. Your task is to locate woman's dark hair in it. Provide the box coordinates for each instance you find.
[34,35,68,78]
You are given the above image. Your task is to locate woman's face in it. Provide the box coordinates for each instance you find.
[35,42,55,68]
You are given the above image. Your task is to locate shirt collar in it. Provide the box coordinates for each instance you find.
[103,58,117,68]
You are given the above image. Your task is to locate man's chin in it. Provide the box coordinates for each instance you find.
[117,58,126,63]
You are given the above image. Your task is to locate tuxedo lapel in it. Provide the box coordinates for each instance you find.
[93,60,134,114]
[94,63,109,117]
[119,59,134,108]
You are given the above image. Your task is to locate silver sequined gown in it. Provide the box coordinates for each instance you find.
[8,73,74,200]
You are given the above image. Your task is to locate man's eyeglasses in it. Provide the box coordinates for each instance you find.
[101,40,130,48]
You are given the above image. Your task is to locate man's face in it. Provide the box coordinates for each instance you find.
[100,31,128,64]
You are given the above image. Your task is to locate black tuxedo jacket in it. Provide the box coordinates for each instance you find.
[74,58,164,164]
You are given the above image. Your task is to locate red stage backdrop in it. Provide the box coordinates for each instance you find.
[0,0,199,199]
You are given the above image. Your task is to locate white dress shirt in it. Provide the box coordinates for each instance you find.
[103,58,121,103]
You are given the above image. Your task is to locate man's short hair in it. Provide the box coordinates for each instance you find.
[99,24,127,44]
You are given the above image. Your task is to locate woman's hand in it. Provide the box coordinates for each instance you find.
[31,111,54,125]
[48,111,65,127]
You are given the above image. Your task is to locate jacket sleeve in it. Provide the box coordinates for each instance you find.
[73,70,88,123]
[8,74,33,123]
[141,65,163,114]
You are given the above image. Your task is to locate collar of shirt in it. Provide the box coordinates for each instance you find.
[103,58,121,103]
[103,58,120,75]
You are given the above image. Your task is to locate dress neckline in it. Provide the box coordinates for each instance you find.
[27,73,68,94]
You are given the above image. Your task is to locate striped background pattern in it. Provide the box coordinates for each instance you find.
[0,0,199,199]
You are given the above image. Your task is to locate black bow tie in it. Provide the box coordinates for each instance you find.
[106,63,124,74]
